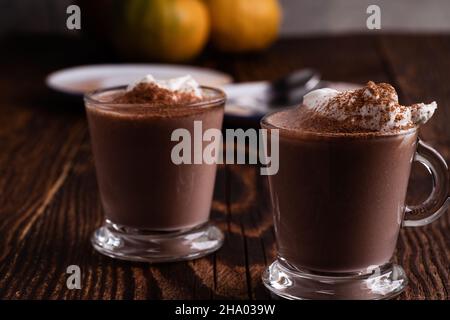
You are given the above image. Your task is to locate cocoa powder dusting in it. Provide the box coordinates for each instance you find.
[307,81,416,133]
[298,110,375,134]
[112,83,203,105]
[267,81,436,136]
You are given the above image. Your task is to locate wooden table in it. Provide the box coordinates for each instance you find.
[0,34,448,300]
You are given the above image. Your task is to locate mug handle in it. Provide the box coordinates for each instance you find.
[403,139,450,227]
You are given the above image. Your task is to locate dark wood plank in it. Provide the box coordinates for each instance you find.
[227,36,388,84]
[232,164,274,299]
[212,163,251,299]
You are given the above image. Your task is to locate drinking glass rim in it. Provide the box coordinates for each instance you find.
[260,106,419,139]
[84,85,226,111]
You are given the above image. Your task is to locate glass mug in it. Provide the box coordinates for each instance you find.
[261,114,449,300]
[85,86,226,263]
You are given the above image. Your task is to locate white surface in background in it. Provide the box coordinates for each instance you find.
[46,64,232,95]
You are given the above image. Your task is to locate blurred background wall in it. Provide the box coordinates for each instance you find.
[0,0,449,37]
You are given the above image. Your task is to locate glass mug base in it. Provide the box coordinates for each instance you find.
[91,220,224,263]
[262,259,408,300]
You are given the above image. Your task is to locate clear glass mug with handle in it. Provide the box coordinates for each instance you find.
[261,118,450,300]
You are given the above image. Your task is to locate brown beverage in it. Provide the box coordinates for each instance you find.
[85,76,226,262]
[86,89,223,230]
[262,81,449,299]
[263,107,417,273]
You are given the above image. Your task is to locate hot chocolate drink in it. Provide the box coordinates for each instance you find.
[262,81,447,299]
[264,109,419,273]
[85,75,226,262]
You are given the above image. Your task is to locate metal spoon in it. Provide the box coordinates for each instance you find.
[268,68,321,106]
[223,68,321,113]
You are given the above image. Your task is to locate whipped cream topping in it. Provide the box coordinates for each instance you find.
[112,74,204,104]
[303,81,437,132]
[127,74,202,98]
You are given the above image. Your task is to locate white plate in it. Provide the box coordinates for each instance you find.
[46,64,233,95]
